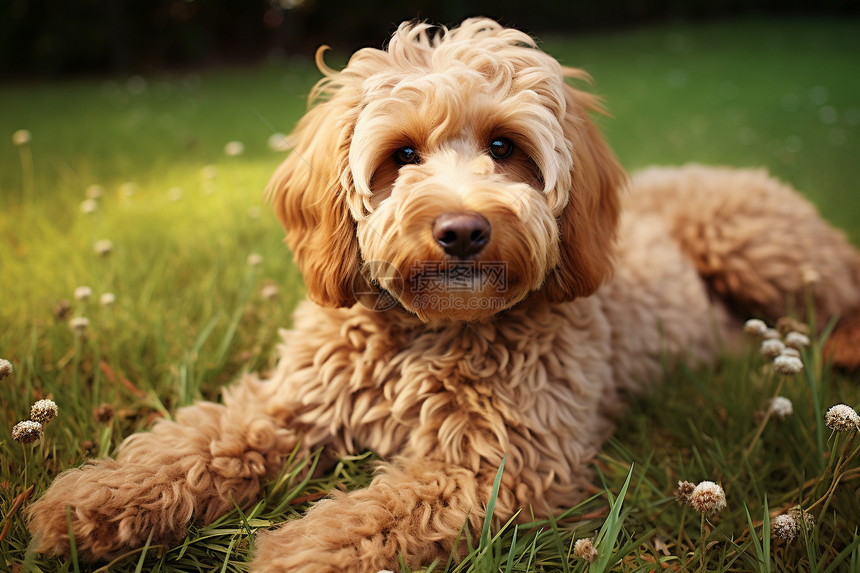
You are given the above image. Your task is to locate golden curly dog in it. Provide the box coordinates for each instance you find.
[27,18,860,571]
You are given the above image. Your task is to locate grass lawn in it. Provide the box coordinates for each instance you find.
[1,16,859,572]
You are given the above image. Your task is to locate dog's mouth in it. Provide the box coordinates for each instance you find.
[356,258,525,322]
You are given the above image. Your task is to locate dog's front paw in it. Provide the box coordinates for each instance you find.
[28,459,195,560]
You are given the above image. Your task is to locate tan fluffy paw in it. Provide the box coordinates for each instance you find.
[27,459,194,560]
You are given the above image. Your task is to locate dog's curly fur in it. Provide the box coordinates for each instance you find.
[27,18,860,571]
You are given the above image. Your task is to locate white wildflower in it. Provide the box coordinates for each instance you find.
[689,481,726,515]
[268,133,290,152]
[781,347,800,358]
[200,165,218,180]
[167,187,183,202]
[74,286,93,301]
[12,129,32,146]
[770,514,798,541]
[743,319,768,336]
[824,404,860,432]
[93,239,113,256]
[261,283,279,300]
[100,292,116,306]
[773,354,803,375]
[761,339,785,358]
[69,317,90,336]
[11,420,42,444]
[79,199,98,214]
[247,253,263,267]
[0,358,13,380]
[784,331,811,350]
[30,399,58,424]
[85,184,104,199]
[763,328,781,340]
[767,397,793,419]
[224,141,245,156]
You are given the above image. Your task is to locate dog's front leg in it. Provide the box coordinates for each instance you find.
[27,374,303,560]
[252,458,501,572]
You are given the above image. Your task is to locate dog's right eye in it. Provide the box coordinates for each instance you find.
[393,146,420,166]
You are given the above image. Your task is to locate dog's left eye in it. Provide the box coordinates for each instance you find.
[488,138,514,160]
[393,146,420,166]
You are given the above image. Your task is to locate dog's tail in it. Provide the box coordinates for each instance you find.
[626,164,860,369]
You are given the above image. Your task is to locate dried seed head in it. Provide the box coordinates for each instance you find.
[11,420,43,444]
[801,267,820,285]
[79,199,98,214]
[30,399,58,424]
[100,292,116,306]
[781,347,801,358]
[763,328,781,340]
[788,508,814,533]
[689,481,726,515]
[767,396,794,419]
[673,480,696,504]
[784,332,811,350]
[573,538,598,563]
[773,354,804,375]
[93,403,114,424]
[776,317,809,336]
[824,404,860,432]
[744,319,768,337]
[0,358,13,380]
[761,339,786,359]
[247,253,263,267]
[770,514,798,541]
[74,286,93,302]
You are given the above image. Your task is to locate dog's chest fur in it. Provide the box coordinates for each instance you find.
[266,294,615,505]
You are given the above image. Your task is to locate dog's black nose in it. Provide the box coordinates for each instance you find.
[432,212,491,258]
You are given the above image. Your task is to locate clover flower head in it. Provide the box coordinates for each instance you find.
[247,253,263,267]
[85,184,104,200]
[780,347,800,358]
[93,239,113,256]
[69,317,90,336]
[689,481,726,515]
[767,396,794,419]
[79,199,98,214]
[268,132,290,152]
[824,404,860,432]
[784,331,811,350]
[100,292,116,306]
[12,129,32,146]
[261,283,279,300]
[224,141,245,156]
[74,286,93,301]
[773,354,804,375]
[743,319,768,336]
[11,420,42,444]
[770,514,798,541]
[30,399,58,424]
[573,538,598,563]
[760,339,785,359]
[0,358,13,380]
[788,508,814,533]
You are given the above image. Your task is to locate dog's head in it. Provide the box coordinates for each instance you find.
[267,18,624,323]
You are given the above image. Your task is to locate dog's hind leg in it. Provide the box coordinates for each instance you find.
[26,374,300,561]
[627,164,860,367]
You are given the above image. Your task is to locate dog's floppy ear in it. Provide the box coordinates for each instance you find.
[542,72,625,303]
[266,52,365,308]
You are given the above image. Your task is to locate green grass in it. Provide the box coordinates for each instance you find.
[2,16,860,572]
